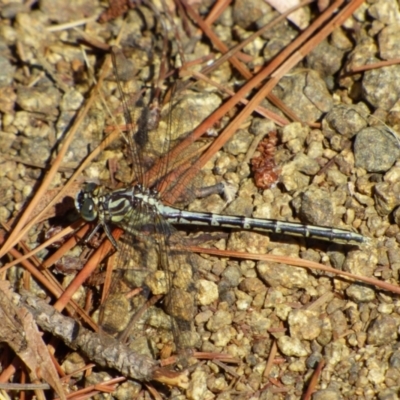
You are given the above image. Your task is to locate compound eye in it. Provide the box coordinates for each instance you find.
[84,182,98,193]
[80,198,97,221]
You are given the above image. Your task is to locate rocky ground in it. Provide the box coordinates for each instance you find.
[1,0,400,399]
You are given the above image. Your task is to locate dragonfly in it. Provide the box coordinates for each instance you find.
[74,47,368,363]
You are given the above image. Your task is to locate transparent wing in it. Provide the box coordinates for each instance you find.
[111,47,222,198]
[98,203,197,361]
[156,215,198,356]
[101,47,220,362]
[111,47,148,186]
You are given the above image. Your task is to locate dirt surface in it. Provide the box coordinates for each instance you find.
[1,0,400,399]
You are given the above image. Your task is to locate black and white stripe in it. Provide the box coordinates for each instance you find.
[158,204,367,245]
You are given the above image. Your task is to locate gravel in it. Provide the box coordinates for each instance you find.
[2,1,400,399]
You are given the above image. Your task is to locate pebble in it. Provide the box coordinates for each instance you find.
[368,0,400,24]
[354,127,400,172]
[379,390,400,400]
[99,293,131,333]
[306,352,323,369]
[249,117,275,136]
[0,206,11,222]
[288,358,307,372]
[197,279,218,306]
[257,261,309,289]
[60,89,84,111]
[61,352,86,379]
[346,284,376,302]
[331,28,353,51]
[13,111,54,138]
[232,0,271,28]
[207,375,229,393]
[329,309,348,338]
[238,277,266,295]
[280,164,310,192]
[272,70,333,123]
[224,129,253,156]
[312,389,342,400]
[297,186,334,226]
[227,230,270,255]
[247,310,271,333]
[306,138,323,158]
[206,308,232,332]
[113,380,142,400]
[362,65,400,110]
[210,326,233,347]
[19,137,51,164]
[275,303,292,321]
[343,250,377,277]
[377,303,394,314]
[346,36,377,72]
[354,191,375,207]
[277,336,309,357]
[378,24,400,59]
[288,309,321,341]
[39,0,97,23]
[0,54,15,86]
[146,307,172,332]
[326,168,348,186]
[221,264,242,287]
[214,152,238,175]
[14,12,49,49]
[389,350,400,368]
[289,153,320,176]
[281,121,308,145]
[306,39,344,78]
[368,360,386,385]
[374,181,400,215]
[85,372,115,395]
[235,289,252,310]
[263,288,284,308]
[367,315,398,345]
[384,165,400,183]
[322,103,368,139]
[224,195,253,217]
[144,270,168,295]
[16,86,60,115]
[195,309,212,325]
[1,3,27,19]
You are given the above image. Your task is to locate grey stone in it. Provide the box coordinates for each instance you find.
[362,65,400,110]
[273,70,333,123]
[0,54,15,87]
[306,39,344,77]
[232,0,272,28]
[379,24,400,59]
[322,104,368,139]
[297,186,334,227]
[354,127,400,172]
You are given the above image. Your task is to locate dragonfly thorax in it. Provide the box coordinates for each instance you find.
[77,184,163,225]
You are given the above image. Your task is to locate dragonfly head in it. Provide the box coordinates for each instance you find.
[75,183,98,222]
